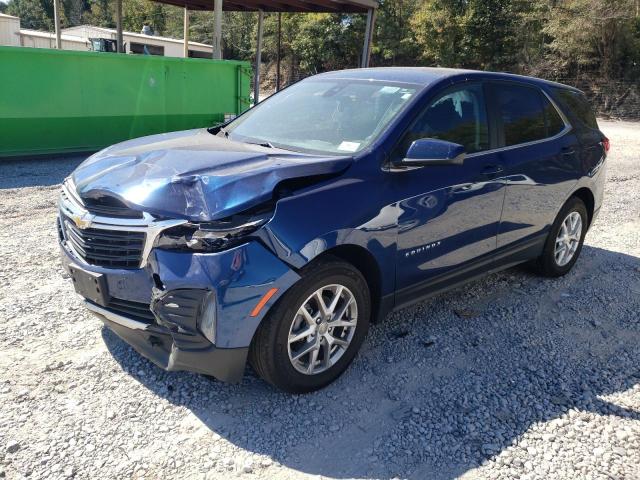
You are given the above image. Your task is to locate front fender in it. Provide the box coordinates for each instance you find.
[150,242,301,348]
[256,175,399,298]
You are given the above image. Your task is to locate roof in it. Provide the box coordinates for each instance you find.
[315,67,578,91]
[317,67,473,86]
[0,12,20,20]
[19,29,89,44]
[148,0,378,13]
[62,25,212,48]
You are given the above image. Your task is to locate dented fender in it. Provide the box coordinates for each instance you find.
[149,241,301,348]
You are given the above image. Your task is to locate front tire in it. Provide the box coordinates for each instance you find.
[249,256,370,393]
[535,197,588,277]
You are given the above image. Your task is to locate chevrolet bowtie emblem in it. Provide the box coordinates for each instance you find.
[71,212,94,229]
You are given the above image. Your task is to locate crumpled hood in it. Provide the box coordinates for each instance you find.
[71,129,353,221]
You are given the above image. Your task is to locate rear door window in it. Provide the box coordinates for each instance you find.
[493,83,569,146]
[494,84,547,146]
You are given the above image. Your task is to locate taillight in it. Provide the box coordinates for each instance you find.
[602,136,610,153]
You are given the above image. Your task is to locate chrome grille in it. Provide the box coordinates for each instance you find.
[58,178,187,269]
[63,217,145,269]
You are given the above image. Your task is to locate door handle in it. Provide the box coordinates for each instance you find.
[480,165,504,177]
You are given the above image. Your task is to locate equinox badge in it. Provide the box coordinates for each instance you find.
[405,241,442,257]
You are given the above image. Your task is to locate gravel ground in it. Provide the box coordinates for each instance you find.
[0,119,639,480]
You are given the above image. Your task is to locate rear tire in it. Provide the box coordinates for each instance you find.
[534,197,588,277]
[249,256,370,393]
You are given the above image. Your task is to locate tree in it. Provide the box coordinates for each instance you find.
[6,0,54,30]
[2,0,638,83]
[371,0,421,66]
[411,0,467,67]
[82,0,114,28]
[464,0,524,71]
[542,0,637,79]
[121,0,167,35]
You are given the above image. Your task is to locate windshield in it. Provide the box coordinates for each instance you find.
[223,79,419,155]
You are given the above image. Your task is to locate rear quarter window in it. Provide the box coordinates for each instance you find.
[554,89,598,130]
[543,97,566,137]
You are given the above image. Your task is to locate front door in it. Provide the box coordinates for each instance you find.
[392,82,506,306]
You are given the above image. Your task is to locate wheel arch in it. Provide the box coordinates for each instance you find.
[309,244,384,323]
[571,187,595,227]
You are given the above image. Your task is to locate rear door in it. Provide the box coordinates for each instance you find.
[489,81,580,250]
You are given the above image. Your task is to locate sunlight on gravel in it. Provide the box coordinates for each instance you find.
[0,120,638,480]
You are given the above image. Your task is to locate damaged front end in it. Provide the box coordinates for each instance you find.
[58,176,301,382]
[58,130,354,381]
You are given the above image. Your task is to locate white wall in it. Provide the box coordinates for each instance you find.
[1,18,212,58]
[0,14,21,47]
[63,26,213,58]
[19,30,89,51]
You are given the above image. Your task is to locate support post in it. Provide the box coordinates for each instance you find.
[360,8,376,68]
[53,0,62,49]
[183,7,189,58]
[115,0,123,53]
[276,12,281,92]
[213,0,223,59]
[254,10,264,105]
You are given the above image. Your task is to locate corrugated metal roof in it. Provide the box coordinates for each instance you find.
[62,25,212,47]
[19,29,88,43]
[148,0,378,13]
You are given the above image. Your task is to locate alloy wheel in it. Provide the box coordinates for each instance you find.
[287,284,358,375]
[554,211,583,267]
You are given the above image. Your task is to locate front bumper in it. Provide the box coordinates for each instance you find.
[60,238,300,383]
[87,301,249,382]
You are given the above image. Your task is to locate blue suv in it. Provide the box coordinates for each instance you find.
[58,68,608,392]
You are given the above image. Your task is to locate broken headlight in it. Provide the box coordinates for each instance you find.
[155,210,271,253]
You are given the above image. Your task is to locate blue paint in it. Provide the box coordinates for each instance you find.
[60,67,607,381]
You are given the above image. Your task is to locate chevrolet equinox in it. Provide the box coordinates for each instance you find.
[58,68,608,392]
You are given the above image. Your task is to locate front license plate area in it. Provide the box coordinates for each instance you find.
[69,265,110,306]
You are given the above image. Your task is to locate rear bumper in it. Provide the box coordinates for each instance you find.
[87,301,248,382]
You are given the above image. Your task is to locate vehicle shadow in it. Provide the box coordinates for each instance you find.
[102,245,640,479]
[0,155,88,189]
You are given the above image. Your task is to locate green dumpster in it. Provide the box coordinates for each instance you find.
[0,46,252,157]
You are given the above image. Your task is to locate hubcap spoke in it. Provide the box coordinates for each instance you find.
[327,285,344,314]
[291,340,318,362]
[315,291,330,318]
[330,297,353,324]
[321,337,331,369]
[329,319,357,328]
[299,307,316,327]
[327,334,349,349]
[287,284,358,376]
[307,347,320,374]
[288,326,316,344]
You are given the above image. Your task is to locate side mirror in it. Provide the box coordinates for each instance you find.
[401,138,466,166]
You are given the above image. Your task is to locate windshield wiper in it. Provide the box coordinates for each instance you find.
[245,141,275,149]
